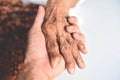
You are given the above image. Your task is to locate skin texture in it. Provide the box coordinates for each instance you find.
[42,0,87,74]
[16,6,86,80]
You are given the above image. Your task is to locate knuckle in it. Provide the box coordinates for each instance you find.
[43,23,52,30]
[67,61,75,67]
[47,40,59,55]
[70,42,76,48]
[43,23,57,34]
[47,40,57,48]
[75,54,84,64]
[60,43,70,53]
[66,36,73,43]
[76,55,82,61]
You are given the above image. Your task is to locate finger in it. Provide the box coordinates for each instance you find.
[27,6,46,54]
[73,33,85,44]
[66,24,80,33]
[71,43,86,69]
[74,52,86,69]
[77,42,87,54]
[46,37,61,68]
[33,6,45,28]
[67,16,78,24]
[60,38,75,74]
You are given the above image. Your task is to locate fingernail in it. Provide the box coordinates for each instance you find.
[74,33,82,40]
[81,45,84,49]
[82,45,87,54]
[73,33,82,41]
[81,62,85,68]
[67,26,73,31]
[79,62,85,69]
[74,33,78,36]
[38,6,44,12]
[52,57,61,68]
[53,62,58,68]
[81,45,88,54]
[52,59,59,68]
[39,6,42,9]
[69,68,75,75]
[84,49,88,54]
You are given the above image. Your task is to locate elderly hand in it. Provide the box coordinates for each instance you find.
[16,6,86,80]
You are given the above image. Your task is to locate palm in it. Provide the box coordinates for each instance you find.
[14,6,65,80]
[38,50,65,79]
[27,27,65,79]
[16,29,65,80]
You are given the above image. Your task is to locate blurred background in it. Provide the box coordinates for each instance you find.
[55,0,120,80]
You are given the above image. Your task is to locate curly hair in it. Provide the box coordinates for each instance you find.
[0,0,39,79]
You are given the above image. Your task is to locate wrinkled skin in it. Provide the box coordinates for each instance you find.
[42,0,87,74]
[16,6,86,80]
[16,6,64,80]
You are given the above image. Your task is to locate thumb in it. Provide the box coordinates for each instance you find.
[33,6,45,28]
[27,6,46,56]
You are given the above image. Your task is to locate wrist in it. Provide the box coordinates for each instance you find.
[45,0,69,21]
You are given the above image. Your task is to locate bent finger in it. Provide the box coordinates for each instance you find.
[67,16,78,24]
[60,38,75,74]
[66,24,80,33]
[71,44,86,69]
[47,38,61,68]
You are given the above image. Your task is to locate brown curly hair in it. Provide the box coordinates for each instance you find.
[0,0,39,79]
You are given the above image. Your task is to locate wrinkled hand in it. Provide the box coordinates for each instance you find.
[42,0,87,74]
[16,6,64,80]
[16,6,86,80]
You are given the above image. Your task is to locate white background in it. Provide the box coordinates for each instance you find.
[23,0,120,80]
[56,0,120,80]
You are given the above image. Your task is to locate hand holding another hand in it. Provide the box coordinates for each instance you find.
[16,6,86,80]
